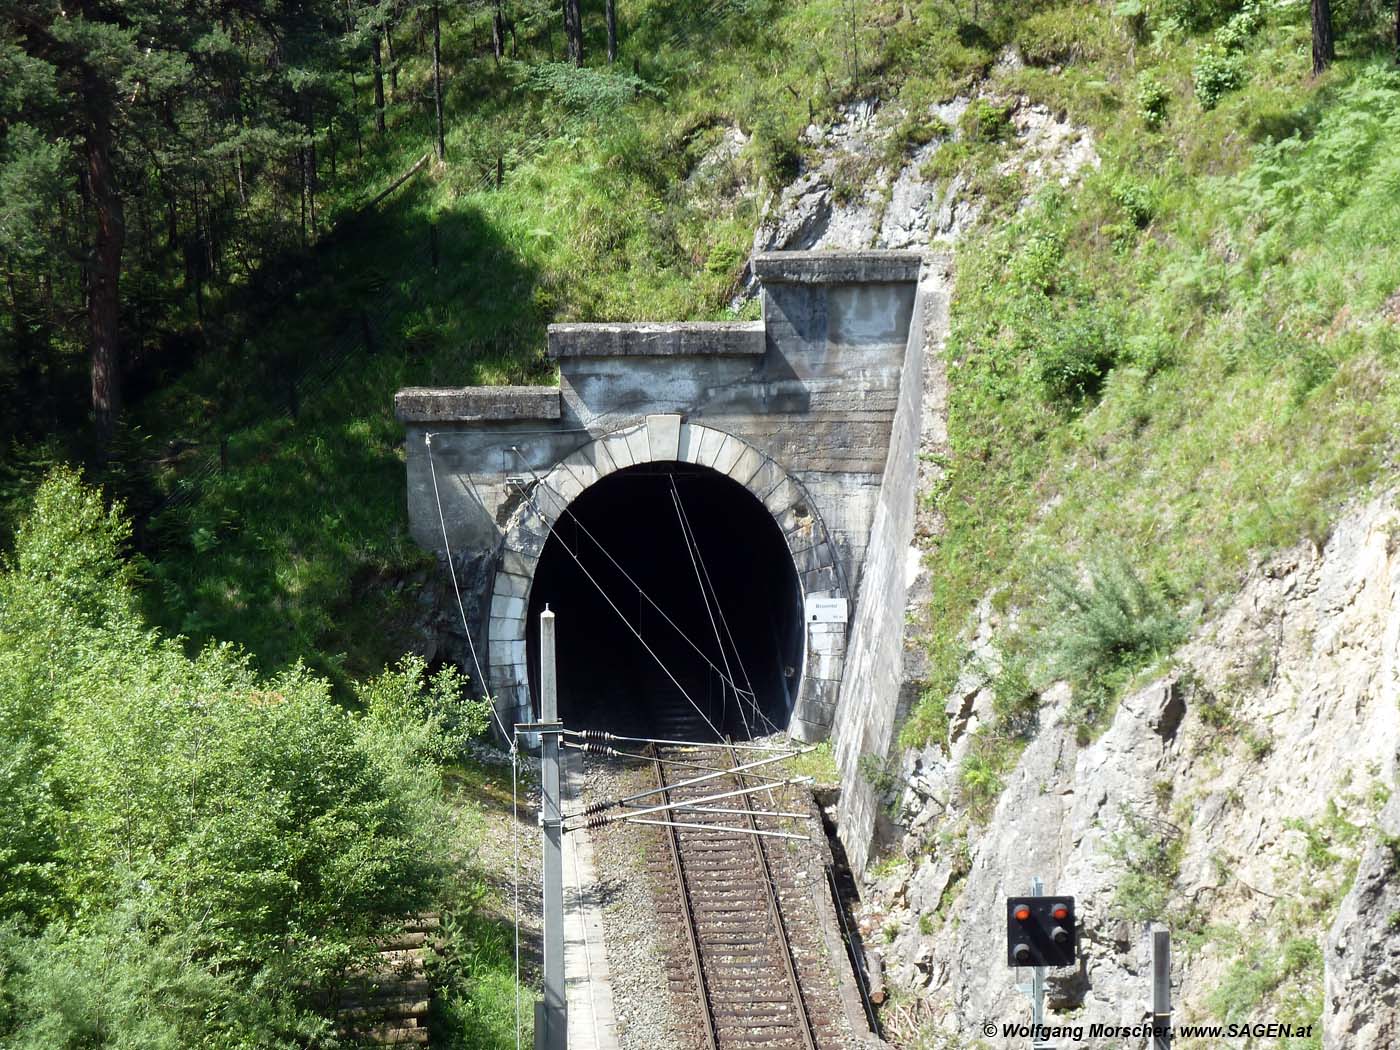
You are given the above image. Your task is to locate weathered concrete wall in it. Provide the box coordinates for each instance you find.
[830,254,953,878]
[394,250,926,743]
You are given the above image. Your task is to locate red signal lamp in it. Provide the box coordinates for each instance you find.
[1051,904,1069,921]
[1013,905,1032,922]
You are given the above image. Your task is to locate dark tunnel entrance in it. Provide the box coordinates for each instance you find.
[523,462,804,740]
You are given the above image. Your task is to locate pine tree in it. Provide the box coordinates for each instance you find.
[1311,0,1335,76]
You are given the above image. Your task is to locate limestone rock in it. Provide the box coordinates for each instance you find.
[865,492,1400,1046]
[1325,792,1400,1049]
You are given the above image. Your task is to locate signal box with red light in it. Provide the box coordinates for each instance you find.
[1006,895,1077,967]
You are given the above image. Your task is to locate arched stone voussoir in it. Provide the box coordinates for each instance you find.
[542,462,587,506]
[599,427,639,471]
[695,426,728,470]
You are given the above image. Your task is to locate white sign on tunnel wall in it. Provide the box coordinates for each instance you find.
[805,597,848,624]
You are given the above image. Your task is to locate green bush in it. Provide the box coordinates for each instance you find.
[1111,179,1156,229]
[1135,72,1171,128]
[748,113,801,186]
[1032,302,1123,406]
[1159,0,1237,33]
[1194,47,1247,110]
[1214,2,1262,52]
[361,655,491,766]
[1108,808,1183,921]
[0,904,325,1050]
[1040,555,1186,731]
[960,99,1014,144]
[0,470,458,1046]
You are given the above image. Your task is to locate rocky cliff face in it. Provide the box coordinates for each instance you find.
[738,87,1098,296]
[860,494,1400,1048]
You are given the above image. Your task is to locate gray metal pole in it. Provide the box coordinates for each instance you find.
[538,607,566,1050]
[1030,876,1047,1049]
[1152,927,1171,1050]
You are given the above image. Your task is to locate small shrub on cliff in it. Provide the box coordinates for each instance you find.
[1135,72,1170,128]
[1108,808,1183,922]
[1194,47,1246,110]
[1040,555,1186,735]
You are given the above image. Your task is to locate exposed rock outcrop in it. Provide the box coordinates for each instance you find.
[749,93,1097,264]
[863,494,1400,1047]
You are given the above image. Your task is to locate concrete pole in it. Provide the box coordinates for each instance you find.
[537,606,566,1050]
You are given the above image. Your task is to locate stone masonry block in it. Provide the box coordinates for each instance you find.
[584,438,620,477]
[501,548,539,578]
[557,454,600,493]
[546,466,585,505]
[678,423,707,465]
[494,572,530,599]
[624,426,652,466]
[490,593,526,620]
[743,459,787,502]
[790,542,834,577]
[802,565,839,595]
[711,434,745,476]
[697,427,727,468]
[489,638,526,667]
[727,446,765,488]
[489,613,525,641]
[809,651,844,681]
[763,478,801,516]
[394,386,561,423]
[646,414,683,461]
[601,431,634,470]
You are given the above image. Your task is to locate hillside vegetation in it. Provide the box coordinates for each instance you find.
[4,0,1400,1046]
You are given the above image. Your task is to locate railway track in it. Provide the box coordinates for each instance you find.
[639,704,847,1050]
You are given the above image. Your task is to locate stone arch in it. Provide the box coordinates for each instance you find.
[485,415,848,739]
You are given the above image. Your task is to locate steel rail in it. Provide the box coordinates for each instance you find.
[651,746,719,1050]
[727,742,818,1050]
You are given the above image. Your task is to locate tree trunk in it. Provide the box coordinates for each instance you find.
[565,0,584,66]
[306,106,318,234]
[372,34,386,134]
[493,2,505,60]
[1311,0,1334,76]
[606,0,617,63]
[433,1,446,160]
[386,19,398,99]
[84,95,125,449]
[1394,0,1399,62]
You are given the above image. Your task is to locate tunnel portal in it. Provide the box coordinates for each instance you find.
[525,463,804,740]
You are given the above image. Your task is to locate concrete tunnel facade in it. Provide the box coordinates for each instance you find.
[394,249,942,797]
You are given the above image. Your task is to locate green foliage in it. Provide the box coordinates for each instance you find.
[0,470,458,1046]
[525,62,665,114]
[1135,72,1171,127]
[0,904,322,1050]
[1041,555,1185,732]
[361,655,491,766]
[900,681,951,753]
[858,753,901,798]
[786,740,840,786]
[1194,47,1247,110]
[1214,3,1263,53]
[958,731,1021,825]
[960,99,1014,144]
[1108,808,1183,922]
[1032,302,1124,406]
[1208,934,1322,1038]
[1110,179,1156,229]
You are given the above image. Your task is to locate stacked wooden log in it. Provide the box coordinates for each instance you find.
[334,915,439,1046]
